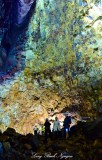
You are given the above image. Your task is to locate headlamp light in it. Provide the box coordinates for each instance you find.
[66,128,68,132]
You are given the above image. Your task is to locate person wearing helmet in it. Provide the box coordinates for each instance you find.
[44,118,51,143]
[53,117,61,139]
[41,125,45,135]
[63,113,71,139]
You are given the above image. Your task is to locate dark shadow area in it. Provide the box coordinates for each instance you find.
[0,0,36,81]
[0,127,73,160]
[0,127,40,160]
[0,115,102,160]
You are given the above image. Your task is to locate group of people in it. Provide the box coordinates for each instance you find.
[34,113,71,143]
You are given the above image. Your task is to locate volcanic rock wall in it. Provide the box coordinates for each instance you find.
[0,0,102,134]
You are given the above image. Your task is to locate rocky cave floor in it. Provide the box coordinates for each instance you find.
[0,119,102,160]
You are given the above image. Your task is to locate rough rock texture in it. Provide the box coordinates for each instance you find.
[0,0,102,134]
[87,116,102,139]
[0,124,102,160]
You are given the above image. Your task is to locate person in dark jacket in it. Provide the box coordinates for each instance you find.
[63,113,71,139]
[44,118,51,143]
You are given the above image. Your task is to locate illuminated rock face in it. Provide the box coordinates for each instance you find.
[0,0,102,134]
